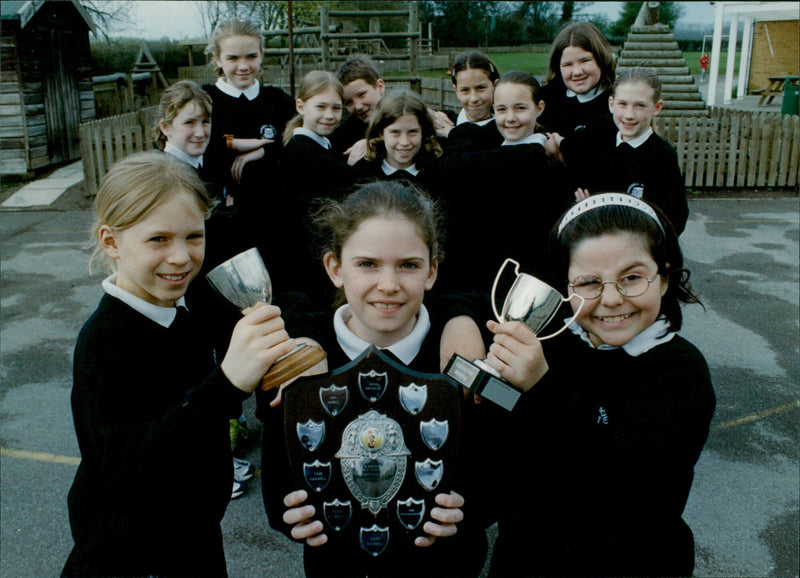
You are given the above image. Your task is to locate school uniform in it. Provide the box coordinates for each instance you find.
[560,125,689,234]
[539,83,616,136]
[329,112,368,155]
[257,300,489,578]
[351,158,440,195]
[435,135,573,295]
[274,129,355,298]
[202,79,295,259]
[442,111,503,153]
[487,318,716,577]
[63,281,249,577]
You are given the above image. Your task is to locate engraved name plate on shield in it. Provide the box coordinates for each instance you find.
[283,346,462,560]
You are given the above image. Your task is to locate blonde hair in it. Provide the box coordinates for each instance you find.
[89,152,214,274]
[364,90,442,167]
[205,18,263,78]
[151,81,212,150]
[282,70,344,145]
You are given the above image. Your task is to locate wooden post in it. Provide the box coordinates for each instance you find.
[408,1,419,93]
[320,3,330,71]
[288,1,295,97]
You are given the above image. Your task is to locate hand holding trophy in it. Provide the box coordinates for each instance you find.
[206,248,326,390]
[444,258,584,410]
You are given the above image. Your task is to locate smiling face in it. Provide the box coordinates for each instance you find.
[324,215,437,348]
[609,81,663,141]
[343,78,385,123]
[297,86,343,137]
[454,68,495,122]
[160,101,210,157]
[214,35,262,91]
[493,82,544,144]
[567,232,667,347]
[100,192,205,307]
[559,45,602,95]
[381,114,423,169]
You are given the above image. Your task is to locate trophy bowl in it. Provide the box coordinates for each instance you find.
[206,248,326,390]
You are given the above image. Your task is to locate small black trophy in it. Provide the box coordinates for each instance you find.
[283,346,461,559]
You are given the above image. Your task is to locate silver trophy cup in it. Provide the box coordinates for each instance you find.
[444,258,584,411]
[206,248,326,390]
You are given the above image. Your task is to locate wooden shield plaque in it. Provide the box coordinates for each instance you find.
[283,346,462,559]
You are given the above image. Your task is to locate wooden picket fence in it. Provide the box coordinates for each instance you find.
[78,104,798,194]
[79,107,158,195]
[654,107,800,189]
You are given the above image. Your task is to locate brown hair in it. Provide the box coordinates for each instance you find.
[546,21,616,91]
[364,90,442,167]
[614,67,663,102]
[451,51,500,85]
[335,54,382,87]
[151,81,212,150]
[205,18,263,78]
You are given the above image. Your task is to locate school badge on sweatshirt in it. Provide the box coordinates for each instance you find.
[260,124,277,140]
[283,346,461,558]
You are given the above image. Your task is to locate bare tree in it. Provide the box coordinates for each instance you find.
[80,0,135,40]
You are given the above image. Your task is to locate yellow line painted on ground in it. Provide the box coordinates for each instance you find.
[713,400,800,431]
[1,447,80,465]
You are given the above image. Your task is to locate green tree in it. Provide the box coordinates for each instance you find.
[420,1,500,47]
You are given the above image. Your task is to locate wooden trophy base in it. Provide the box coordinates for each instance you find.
[260,344,327,391]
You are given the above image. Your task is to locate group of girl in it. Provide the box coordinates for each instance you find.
[63,16,714,578]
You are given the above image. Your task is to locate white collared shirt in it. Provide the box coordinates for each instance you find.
[215,77,261,101]
[293,127,332,150]
[456,109,494,127]
[102,275,186,328]
[381,159,420,177]
[567,316,675,356]
[566,85,604,103]
[333,304,431,365]
[164,143,203,169]
[616,127,653,149]
[502,133,547,147]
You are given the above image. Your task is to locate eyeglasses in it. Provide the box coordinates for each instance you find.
[568,272,660,300]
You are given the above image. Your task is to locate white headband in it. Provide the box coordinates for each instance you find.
[557,193,665,237]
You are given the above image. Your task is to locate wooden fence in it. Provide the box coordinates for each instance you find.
[654,107,799,189]
[79,107,158,195]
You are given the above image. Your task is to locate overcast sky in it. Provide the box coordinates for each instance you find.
[127,1,717,41]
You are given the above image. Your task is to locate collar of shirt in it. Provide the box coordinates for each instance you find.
[456,109,494,127]
[566,85,603,103]
[102,274,187,328]
[381,159,419,176]
[293,127,332,149]
[215,77,261,101]
[332,303,431,365]
[616,127,653,149]
[164,143,203,169]
[567,316,675,356]
[502,133,547,146]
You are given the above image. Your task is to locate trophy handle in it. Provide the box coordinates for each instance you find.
[538,293,585,341]
[491,258,521,322]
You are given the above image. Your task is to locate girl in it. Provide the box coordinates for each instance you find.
[277,70,352,296]
[152,80,212,170]
[201,18,295,255]
[258,181,515,578]
[550,67,689,235]
[62,152,296,577]
[436,71,572,294]
[485,193,716,576]
[152,79,255,499]
[353,89,443,189]
[442,51,503,152]
[539,21,617,137]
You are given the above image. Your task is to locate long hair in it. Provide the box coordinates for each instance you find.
[282,70,343,145]
[205,18,263,78]
[364,90,442,167]
[151,81,212,151]
[545,21,616,91]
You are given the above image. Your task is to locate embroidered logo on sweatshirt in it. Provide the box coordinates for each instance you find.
[596,406,609,425]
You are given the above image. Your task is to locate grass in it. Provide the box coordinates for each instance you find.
[414,49,734,80]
